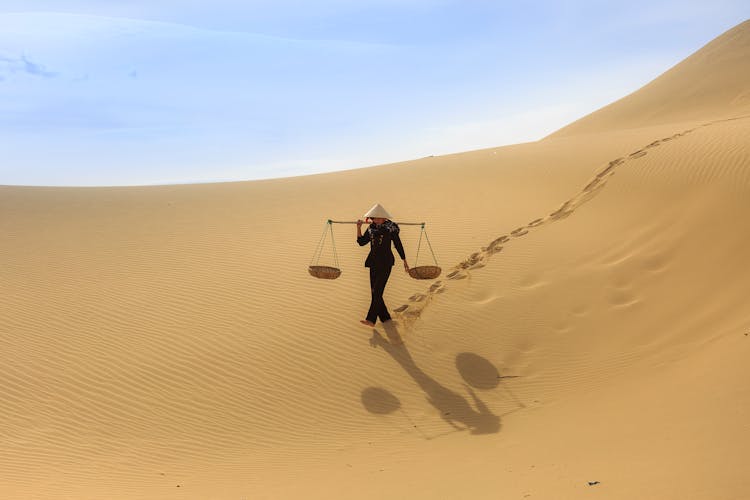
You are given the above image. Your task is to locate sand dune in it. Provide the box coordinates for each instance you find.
[1,19,750,500]
[551,19,750,137]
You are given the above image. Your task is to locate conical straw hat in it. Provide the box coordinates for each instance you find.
[363,203,392,219]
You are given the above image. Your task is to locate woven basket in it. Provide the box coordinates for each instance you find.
[408,265,442,280]
[308,265,342,280]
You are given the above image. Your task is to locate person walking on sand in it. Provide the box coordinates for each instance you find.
[357,203,409,327]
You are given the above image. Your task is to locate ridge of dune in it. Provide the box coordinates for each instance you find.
[548,19,750,138]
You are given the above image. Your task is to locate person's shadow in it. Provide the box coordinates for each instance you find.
[368,321,501,435]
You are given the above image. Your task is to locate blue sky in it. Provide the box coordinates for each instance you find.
[1,1,748,186]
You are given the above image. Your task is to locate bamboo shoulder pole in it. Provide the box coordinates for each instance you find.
[328,220,425,226]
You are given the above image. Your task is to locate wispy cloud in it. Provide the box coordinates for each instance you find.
[0,54,58,79]
[21,54,57,77]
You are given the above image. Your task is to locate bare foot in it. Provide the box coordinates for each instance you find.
[360,320,375,327]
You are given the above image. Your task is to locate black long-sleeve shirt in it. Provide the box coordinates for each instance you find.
[357,220,406,267]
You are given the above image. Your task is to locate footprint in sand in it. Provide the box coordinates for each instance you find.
[596,158,624,179]
[486,235,509,251]
[485,244,504,255]
[583,178,603,192]
[468,252,483,263]
[527,218,545,228]
[457,252,484,270]
[645,140,661,149]
[394,283,447,323]
[629,150,647,159]
[447,270,468,280]
[510,227,529,237]
[549,201,573,220]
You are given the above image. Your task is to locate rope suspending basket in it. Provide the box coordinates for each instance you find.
[408,223,441,279]
[309,220,342,279]
[308,219,441,280]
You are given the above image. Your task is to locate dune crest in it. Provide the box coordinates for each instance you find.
[549,19,750,137]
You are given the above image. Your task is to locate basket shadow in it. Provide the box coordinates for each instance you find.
[368,321,501,436]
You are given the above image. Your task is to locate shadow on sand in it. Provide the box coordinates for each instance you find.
[362,320,520,438]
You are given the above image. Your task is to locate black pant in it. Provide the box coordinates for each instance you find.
[366,265,392,324]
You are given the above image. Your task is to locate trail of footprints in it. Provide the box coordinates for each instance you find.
[394,117,745,323]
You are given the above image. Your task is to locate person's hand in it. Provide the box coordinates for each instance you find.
[357,219,364,228]
[403,260,410,273]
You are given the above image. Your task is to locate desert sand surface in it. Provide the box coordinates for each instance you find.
[2,19,750,500]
